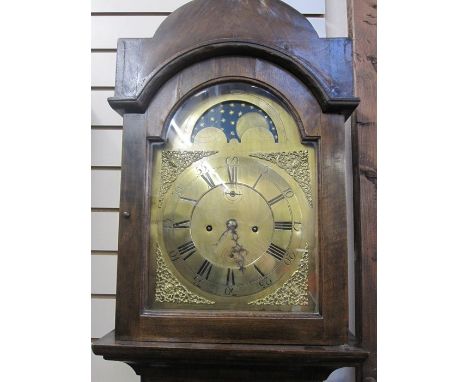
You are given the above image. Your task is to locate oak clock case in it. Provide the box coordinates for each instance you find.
[149,83,318,313]
[91,1,369,380]
[105,51,353,346]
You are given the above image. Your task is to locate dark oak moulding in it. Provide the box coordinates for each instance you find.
[108,0,359,118]
[93,331,368,382]
[92,1,371,381]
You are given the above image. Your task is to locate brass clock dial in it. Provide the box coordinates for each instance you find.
[161,155,304,300]
[149,83,318,312]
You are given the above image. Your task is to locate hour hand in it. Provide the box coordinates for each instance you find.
[214,228,229,246]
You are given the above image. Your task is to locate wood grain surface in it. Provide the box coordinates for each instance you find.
[107,0,358,117]
[93,330,368,382]
[115,56,350,345]
[348,0,377,380]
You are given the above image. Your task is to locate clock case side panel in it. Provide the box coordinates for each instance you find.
[115,113,151,340]
[114,57,349,345]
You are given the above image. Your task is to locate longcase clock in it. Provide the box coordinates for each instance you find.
[93,1,369,380]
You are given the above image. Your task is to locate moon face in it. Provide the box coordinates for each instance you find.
[191,101,279,143]
[193,127,228,145]
[236,113,277,144]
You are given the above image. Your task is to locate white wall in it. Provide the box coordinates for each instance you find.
[91,1,353,381]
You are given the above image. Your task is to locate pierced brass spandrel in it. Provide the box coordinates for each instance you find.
[153,242,215,305]
[250,151,314,208]
[158,150,217,206]
[249,243,310,307]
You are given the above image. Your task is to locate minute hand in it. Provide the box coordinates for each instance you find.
[230,229,247,271]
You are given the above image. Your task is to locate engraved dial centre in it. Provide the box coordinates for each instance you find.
[190,184,274,269]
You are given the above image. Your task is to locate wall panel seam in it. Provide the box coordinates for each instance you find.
[92,294,117,299]
[91,166,122,170]
[91,12,324,17]
[92,86,115,91]
[92,251,118,255]
[92,49,117,53]
[91,126,123,130]
[92,12,171,16]
[92,208,120,213]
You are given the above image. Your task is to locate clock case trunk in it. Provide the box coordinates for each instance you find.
[93,0,368,378]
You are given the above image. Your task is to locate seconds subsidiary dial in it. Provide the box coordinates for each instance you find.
[160,156,304,301]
